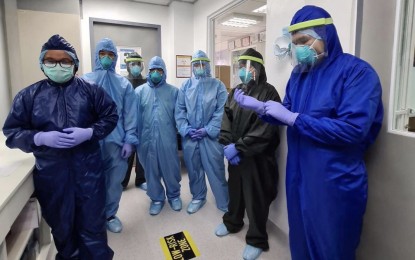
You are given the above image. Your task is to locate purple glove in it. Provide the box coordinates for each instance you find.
[62,127,93,147]
[187,128,197,137]
[191,128,207,140]
[264,101,299,126]
[34,131,74,148]
[229,155,241,166]
[224,143,239,161]
[121,143,134,159]
[234,88,265,115]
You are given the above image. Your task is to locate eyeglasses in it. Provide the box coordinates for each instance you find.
[150,68,163,73]
[43,59,74,68]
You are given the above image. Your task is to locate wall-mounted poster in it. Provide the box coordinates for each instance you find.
[234,38,242,48]
[116,46,142,76]
[228,41,235,50]
[242,36,250,47]
[176,55,192,78]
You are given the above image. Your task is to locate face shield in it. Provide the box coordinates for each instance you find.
[236,55,263,91]
[125,56,144,78]
[287,17,332,72]
[191,57,210,78]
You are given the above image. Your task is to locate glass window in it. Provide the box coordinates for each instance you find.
[391,0,415,134]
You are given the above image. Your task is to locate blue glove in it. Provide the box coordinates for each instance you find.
[264,101,299,126]
[224,143,239,161]
[191,128,207,140]
[121,143,134,159]
[62,127,93,147]
[234,88,265,115]
[34,131,74,148]
[187,128,197,137]
[229,155,241,166]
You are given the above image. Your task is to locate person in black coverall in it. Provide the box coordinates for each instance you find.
[214,48,280,260]
[121,52,147,190]
[2,34,117,260]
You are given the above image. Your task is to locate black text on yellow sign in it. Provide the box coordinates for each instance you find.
[160,230,201,260]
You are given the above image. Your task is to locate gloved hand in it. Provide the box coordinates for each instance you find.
[121,143,134,159]
[62,127,93,147]
[234,88,265,115]
[187,128,197,138]
[34,131,73,148]
[224,143,239,161]
[264,101,299,126]
[191,128,207,140]
[229,155,241,166]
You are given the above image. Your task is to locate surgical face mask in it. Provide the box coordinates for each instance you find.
[42,65,74,84]
[150,70,162,84]
[238,68,253,84]
[195,68,205,77]
[100,56,113,70]
[294,39,318,65]
[130,65,142,77]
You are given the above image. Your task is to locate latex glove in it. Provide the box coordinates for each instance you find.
[121,143,134,159]
[234,88,265,115]
[187,128,197,137]
[224,143,239,161]
[191,128,207,140]
[34,131,74,148]
[264,101,299,126]
[62,127,93,146]
[229,155,241,166]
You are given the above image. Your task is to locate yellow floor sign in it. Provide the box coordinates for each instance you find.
[160,230,201,259]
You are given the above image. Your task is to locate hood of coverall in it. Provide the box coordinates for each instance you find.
[239,48,267,84]
[39,34,80,73]
[290,5,343,68]
[146,56,167,87]
[94,38,118,72]
[191,50,212,79]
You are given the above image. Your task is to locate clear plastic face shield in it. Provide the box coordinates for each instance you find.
[236,56,263,91]
[125,57,144,78]
[274,18,332,72]
[191,57,210,78]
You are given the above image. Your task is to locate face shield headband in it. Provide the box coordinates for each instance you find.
[288,17,333,33]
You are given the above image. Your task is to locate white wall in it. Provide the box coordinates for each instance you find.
[357,0,415,258]
[0,1,10,126]
[80,0,194,87]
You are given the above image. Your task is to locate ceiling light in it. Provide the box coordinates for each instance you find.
[252,5,267,14]
[220,13,262,28]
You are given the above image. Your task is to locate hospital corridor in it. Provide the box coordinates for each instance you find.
[1,0,415,260]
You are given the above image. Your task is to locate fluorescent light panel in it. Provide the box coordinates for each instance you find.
[252,5,267,14]
[221,13,262,28]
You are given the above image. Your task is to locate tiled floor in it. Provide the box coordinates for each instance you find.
[109,158,291,260]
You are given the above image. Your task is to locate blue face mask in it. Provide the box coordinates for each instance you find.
[294,40,318,65]
[130,65,142,77]
[100,56,113,70]
[150,71,162,84]
[42,65,74,84]
[238,68,253,84]
[195,68,205,77]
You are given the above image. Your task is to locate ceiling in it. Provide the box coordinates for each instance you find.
[131,0,197,5]
[215,0,266,45]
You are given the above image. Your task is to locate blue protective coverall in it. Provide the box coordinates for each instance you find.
[175,50,229,211]
[2,36,118,260]
[267,6,384,260]
[82,38,139,219]
[136,56,181,202]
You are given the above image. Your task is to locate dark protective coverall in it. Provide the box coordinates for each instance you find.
[3,76,118,258]
[122,74,147,188]
[219,49,280,250]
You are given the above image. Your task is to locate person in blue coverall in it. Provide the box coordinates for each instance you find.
[234,6,384,260]
[215,48,280,260]
[175,50,229,214]
[2,34,117,259]
[136,56,182,215]
[82,38,139,233]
